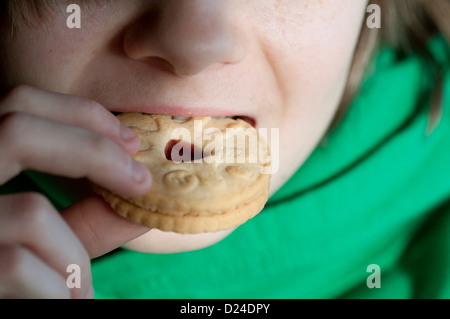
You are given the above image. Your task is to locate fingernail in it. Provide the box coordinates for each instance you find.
[131,159,151,184]
[120,123,137,142]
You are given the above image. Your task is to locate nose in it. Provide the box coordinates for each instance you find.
[123,0,246,77]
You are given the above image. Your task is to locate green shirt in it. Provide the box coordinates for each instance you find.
[2,37,450,299]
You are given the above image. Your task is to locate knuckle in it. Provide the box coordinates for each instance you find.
[21,192,52,210]
[86,132,122,161]
[88,133,114,153]
[0,246,29,283]
[83,133,128,176]
[0,111,27,135]
[0,246,71,299]
[86,133,127,170]
[78,99,117,132]
[0,113,27,175]
[22,192,53,220]
[0,112,30,163]
[3,85,35,105]
[79,99,107,121]
[13,193,54,233]
[1,85,37,115]
[81,99,103,113]
[0,111,30,145]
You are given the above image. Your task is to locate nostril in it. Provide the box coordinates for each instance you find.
[165,140,206,162]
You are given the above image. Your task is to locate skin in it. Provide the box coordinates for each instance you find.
[0,0,368,298]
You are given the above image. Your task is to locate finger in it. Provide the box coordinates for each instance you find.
[0,246,71,299]
[0,112,152,197]
[0,85,140,154]
[61,196,150,258]
[0,193,92,299]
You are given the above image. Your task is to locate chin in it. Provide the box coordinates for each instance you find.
[122,227,235,254]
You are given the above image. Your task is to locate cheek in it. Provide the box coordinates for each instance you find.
[255,1,368,190]
[259,0,367,108]
[0,28,84,92]
[0,3,126,93]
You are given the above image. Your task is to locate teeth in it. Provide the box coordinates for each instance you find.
[156,114,234,120]
[160,115,192,121]
[170,115,232,120]
[172,116,191,121]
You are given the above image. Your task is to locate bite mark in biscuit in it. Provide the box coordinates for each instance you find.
[93,113,271,234]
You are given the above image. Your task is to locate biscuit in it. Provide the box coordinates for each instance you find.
[93,113,271,234]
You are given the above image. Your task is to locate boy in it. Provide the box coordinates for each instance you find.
[0,0,449,298]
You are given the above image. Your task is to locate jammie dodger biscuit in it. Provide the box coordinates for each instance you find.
[93,113,271,234]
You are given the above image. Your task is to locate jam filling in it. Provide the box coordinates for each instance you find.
[165,140,205,162]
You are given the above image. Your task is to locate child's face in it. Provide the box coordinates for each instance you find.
[0,0,368,194]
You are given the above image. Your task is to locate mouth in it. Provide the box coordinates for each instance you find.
[112,112,256,128]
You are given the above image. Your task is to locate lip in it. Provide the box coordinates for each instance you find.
[110,106,257,127]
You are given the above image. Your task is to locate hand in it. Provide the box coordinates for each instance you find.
[0,85,152,298]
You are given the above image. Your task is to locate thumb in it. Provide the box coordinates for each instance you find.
[61,196,150,258]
